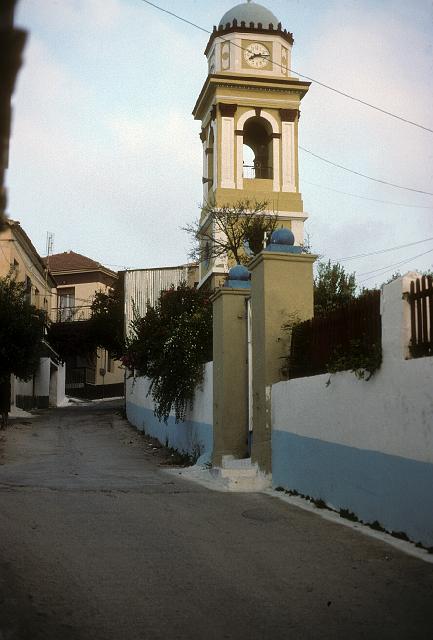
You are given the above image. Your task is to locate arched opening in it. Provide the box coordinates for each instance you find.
[242,116,273,179]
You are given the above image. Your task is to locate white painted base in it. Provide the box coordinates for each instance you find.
[210,456,271,492]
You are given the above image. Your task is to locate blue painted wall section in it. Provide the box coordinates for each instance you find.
[127,402,213,465]
[272,430,433,547]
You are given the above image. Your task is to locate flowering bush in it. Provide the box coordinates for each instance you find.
[126,282,212,423]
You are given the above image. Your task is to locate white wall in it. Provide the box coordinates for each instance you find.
[271,274,433,546]
[126,362,213,464]
[13,358,66,409]
[12,377,33,406]
[34,358,50,401]
[50,362,66,407]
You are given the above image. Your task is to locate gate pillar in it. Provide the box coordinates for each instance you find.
[249,229,316,473]
[211,266,251,466]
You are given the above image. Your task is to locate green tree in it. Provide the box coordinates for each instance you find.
[0,273,45,380]
[88,280,124,359]
[125,282,212,423]
[314,260,357,317]
[0,273,45,424]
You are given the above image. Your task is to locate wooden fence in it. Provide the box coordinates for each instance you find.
[288,291,382,379]
[408,276,432,358]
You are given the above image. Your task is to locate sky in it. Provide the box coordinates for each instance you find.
[7,0,433,288]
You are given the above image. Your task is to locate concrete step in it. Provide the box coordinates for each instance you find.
[221,455,257,470]
[212,457,271,492]
[219,467,258,479]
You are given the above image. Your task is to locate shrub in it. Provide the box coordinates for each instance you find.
[126,282,212,423]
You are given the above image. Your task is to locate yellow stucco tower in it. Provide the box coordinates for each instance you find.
[193,1,310,288]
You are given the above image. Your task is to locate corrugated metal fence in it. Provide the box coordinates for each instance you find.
[124,266,190,336]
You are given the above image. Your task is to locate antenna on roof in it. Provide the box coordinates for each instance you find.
[44,232,54,310]
[46,232,54,258]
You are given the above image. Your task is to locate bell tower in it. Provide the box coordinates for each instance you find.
[193,1,311,288]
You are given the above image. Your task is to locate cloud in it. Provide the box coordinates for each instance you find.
[8,0,433,281]
[17,0,123,34]
[7,35,202,268]
[298,3,433,186]
[8,0,207,268]
[295,2,433,281]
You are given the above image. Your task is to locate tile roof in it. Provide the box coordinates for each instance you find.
[43,251,114,275]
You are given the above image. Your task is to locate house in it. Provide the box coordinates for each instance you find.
[47,251,124,399]
[0,219,65,410]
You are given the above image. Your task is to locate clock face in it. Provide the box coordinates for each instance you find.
[244,42,270,69]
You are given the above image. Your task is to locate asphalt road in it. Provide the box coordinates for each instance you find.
[0,401,432,640]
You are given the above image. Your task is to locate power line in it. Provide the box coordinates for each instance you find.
[140,0,433,198]
[300,147,433,196]
[339,236,433,262]
[139,0,433,134]
[357,247,433,283]
[139,0,210,33]
[302,180,433,210]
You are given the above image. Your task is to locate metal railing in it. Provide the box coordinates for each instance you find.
[55,305,92,323]
[65,366,96,390]
[243,164,273,179]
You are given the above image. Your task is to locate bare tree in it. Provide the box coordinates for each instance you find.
[183,200,278,266]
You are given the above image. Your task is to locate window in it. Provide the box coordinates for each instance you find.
[58,287,75,321]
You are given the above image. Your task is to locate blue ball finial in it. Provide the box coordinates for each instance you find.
[228,264,250,281]
[270,228,295,246]
[266,227,302,253]
[224,263,251,289]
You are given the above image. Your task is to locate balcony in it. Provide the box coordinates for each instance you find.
[55,305,92,323]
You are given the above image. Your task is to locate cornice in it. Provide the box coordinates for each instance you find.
[249,251,317,271]
[210,286,251,303]
[51,267,117,279]
[193,75,310,119]
[204,22,294,57]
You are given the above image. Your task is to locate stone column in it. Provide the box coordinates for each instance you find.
[381,272,421,362]
[211,267,251,466]
[249,231,316,473]
[219,104,237,189]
